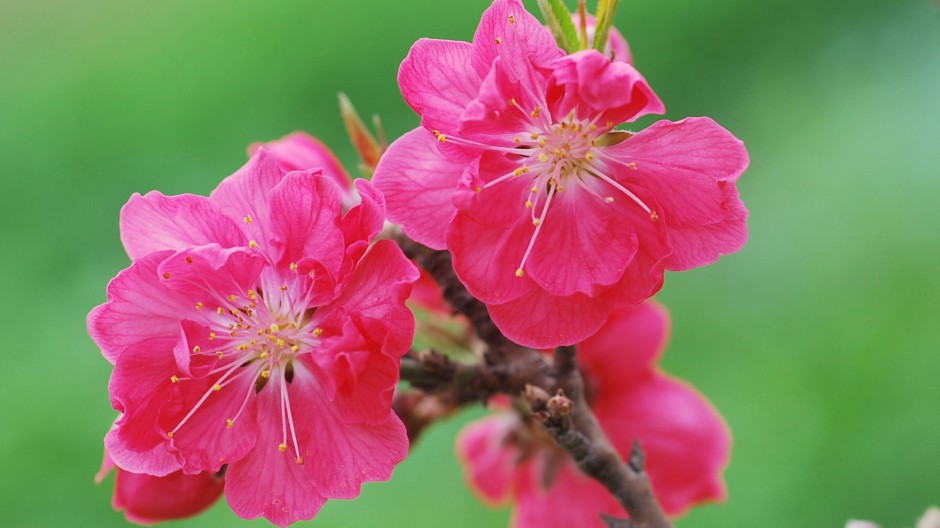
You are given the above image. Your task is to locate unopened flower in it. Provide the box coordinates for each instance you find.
[373,0,748,348]
[457,302,730,526]
[96,449,224,524]
[89,149,419,526]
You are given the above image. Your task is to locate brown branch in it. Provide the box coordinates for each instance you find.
[391,229,672,527]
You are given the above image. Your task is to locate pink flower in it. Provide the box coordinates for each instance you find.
[456,302,731,526]
[88,149,419,526]
[96,449,224,524]
[373,0,748,348]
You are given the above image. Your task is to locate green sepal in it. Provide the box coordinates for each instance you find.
[537,0,581,53]
[592,0,620,52]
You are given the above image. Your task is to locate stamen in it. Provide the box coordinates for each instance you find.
[582,165,653,214]
[516,183,558,277]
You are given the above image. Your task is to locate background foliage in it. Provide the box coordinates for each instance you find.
[1,0,937,526]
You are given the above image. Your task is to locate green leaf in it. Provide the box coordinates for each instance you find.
[537,0,580,53]
[593,0,621,52]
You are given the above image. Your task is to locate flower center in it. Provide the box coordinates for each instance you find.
[165,265,324,465]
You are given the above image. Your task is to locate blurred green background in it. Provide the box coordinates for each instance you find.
[1,0,938,526]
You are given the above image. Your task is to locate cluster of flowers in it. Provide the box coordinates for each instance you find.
[88,0,747,526]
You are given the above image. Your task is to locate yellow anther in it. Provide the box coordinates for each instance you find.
[276,339,286,347]
[509,98,517,106]
[606,120,614,128]
[532,219,541,226]
[278,443,287,452]
[249,302,256,308]
[556,186,565,191]
[216,307,224,315]
[525,201,533,208]
[521,166,529,173]
[290,345,299,353]
[513,168,524,176]
[313,328,324,337]
[216,350,224,359]
[554,149,562,156]
[250,339,258,346]
[213,384,222,391]
[229,331,237,337]
[531,133,539,140]
[196,302,204,310]
[508,14,515,23]
[437,133,447,143]
[650,211,660,222]
[270,323,280,332]
[163,272,171,280]
[228,294,237,302]
[167,432,174,439]
[268,335,277,343]
[244,215,252,223]
[515,269,524,278]
[531,187,539,193]
[261,370,271,379]
[170,375,179,383]
[531,107,541,118]
[247,289,255,296]
[474,186,482,193]
[514,137,522,143]
[627,162,638,171]
[589,124,597,131]
[495,37,502,45]
[538,139,546,148]
[185,256,193,264]
[280,285,288,291]
[289,262,298,271]
[605,197,615,203]
[192,345,201,353]
[209,332,216,341]
[226,419,234,429]
[259,351,269,359]
[538,153,548,162]
[586,152,595,161]
[248,240,258,248]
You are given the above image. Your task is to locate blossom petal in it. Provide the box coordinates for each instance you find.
[665,185,749,271]
[88,251,195,364]
[456,416,518,506]
[266,171,344,273]
[514,462,621,528]
[290,365,408,499]
[399,39,482,135]
[488,286,613,348]
[167,372,259,475]
[106,337,182,476]
[526,186,638,296]
[119,192,246,260]
[209,149,286,244]
[325,239,419,357]
[471,0,561,84]
[606,118,746,224]
[578,302,670,386]
[157,245,266,304]
[593,373,731,516]
[548,50,664,126]
[249,132,354,195]
[340,178,387,269]
[372,128,465,250]
[225,379,326,527]
[447,177,537,306]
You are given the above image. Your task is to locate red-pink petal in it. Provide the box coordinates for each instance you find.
[548,50,664,126]
[120,192,246,260]
[605,118,745,224]
[340,178,386,256]
[157,245,266,303]
[266,171,344,273]
[225,379,326,527]
[514,462,621,528]
[289,365,408,499]
[578,302,671,386]
[526,187,638,297]
[593,373,731,516]
[372,128,465,250]
[209,149,286,242]
[399,39,482,135]
[456,416,518,505]
[665,185,749,271]
[448,171,545,305]
[106,337,182,476]
[249,132,354,195]
[167,373,259,475]
[88,251,195,364]
[488,286,613,348]
[470,0,562,84]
